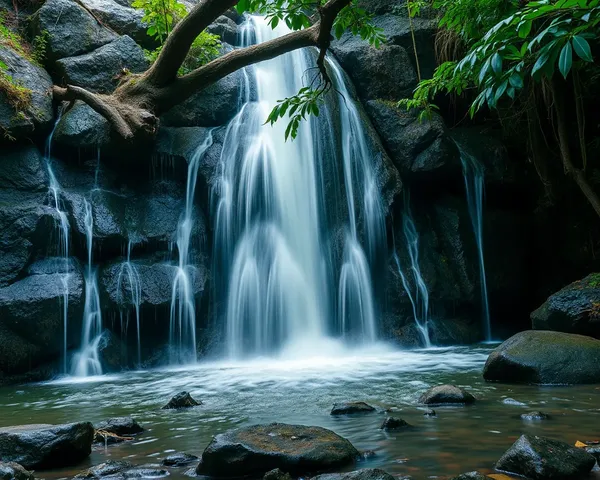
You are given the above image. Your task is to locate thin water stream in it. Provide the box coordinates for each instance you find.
[1,347,600,480]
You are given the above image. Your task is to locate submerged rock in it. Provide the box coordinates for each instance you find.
[380,417,411,430]
[495,434,595,479]
[0,422,94,469]
[502,397,526,406]
[0,462,35,480]
[423,409,436,417]
[483,330,600,384]
[520,411,551,421]
[161,452,198,467]
[449,473,493,480]
[419,385,476,405]
[75,460,133,479]
[122,466,169,478]
[312,469,395,480]
[196,423,359,477]
[94,417,143,441]
[531,273,600,339]
[331,402,376,415]
[162,391,201,409]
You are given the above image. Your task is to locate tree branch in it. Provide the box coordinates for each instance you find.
[146,0,238,86]
[53,85,134,139]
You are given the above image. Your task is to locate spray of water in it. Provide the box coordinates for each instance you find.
[169,132,214,363]
[458,144,491,341]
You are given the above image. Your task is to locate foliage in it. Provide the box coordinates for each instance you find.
[146,30,221,74]
[0,12,30,59]
[31,30,49,66]
[132,0,186,44]
[265,87,324,140]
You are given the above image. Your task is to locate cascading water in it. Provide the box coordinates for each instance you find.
[117,241,142,366]
[44,111,71,373]
[169,133,214,364]
[394,199,431,347]
[214,17,385,358]
[459,144,491,341]
[71,199,103,376]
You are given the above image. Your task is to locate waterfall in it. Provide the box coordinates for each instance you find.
[459,145,491,341]
[71,199,103,376]
[117,241,142,366]
[169,132,214,364]
[394,199,431,347]
[44,111,71,373]
[215,17,384,358]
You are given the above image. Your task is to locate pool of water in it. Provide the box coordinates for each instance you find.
[1,344,600,479]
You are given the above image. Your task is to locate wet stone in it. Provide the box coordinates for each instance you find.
[331,402,376,415]
[449,473,493,480]
[502,397,526,406]
[380,417,411,430]
[311,468,396,480]
[162,391,201,409]
[264,468,292,480]
[0,462,35,480]
[123,466,169,478]
[161,453,199,467]
[520,411,550,421]
[419,385,476,405]
[94,417,144,436]
[423,409,436,417]
[74,460,133,479]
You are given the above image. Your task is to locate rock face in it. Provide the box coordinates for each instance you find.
[31,0,117,62]
[330,402,375,415]
[0,46,53,140]
[312,469,395,480]
[495,435,596,479]
[162,391,201,409]
[197,423,359,477]
[0,423,94,469]
[483,330,600,384]
[0,462,35,480]
[54,102,112,148]
[55,36,149,94]
[531,274,600,339]
[419,385,476,405]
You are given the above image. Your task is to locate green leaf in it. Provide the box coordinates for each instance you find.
[518,20,532,38]
[558,42,573,79]
[509,73,524,88]
[491,53,503,74]
[573,35,593,62]
[532,51,550,78]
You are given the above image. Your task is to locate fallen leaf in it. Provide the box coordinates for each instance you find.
[575,440,588,448]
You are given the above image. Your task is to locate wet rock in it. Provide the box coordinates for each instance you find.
[78,0,152,47]
[75,460,133,479]
[196,423,360,477]
[380,417,411,430]
[419,385,475,405]
[264,469,292,480]
[56,36,149,94]
[123,466,169,478]
[423,409,436,417]
[531,273,600,339]
[361,451,376,460]
[0,146,47,193]
[54,101,111,149]
[94,417,144,436]
[495,434,595,479]
[584,443,600,462]
[520,411,550,421]
[449,473,493,480]
[312,468,395,480]
[161,453,198,467]
[483,330,600,384]
[31,0,117,62]
[0,422,94,469]
[0,462,35,480]
[331,402,376,415]
[162,391,201,409]
[502,397,526,406]
[162,69,244,127]
[207,16,239,45]
[0,46,53,140]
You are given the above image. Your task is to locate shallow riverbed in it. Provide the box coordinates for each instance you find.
[1,344,600,479]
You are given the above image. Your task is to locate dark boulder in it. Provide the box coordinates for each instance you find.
[0,146,47,192]
[0,462,35,480]
[75,460,133,479]
[312,469,395,480]
[162,391,201,409]
[520,411,550,421]
[77,0,153,48]
[495,434,595,479]
[207,16,239,45]
[331,402,375,415]
[531,274,600,339]
[264,469,292,480]
[196,423,359,477]
[55,36,149,94]
[0,423,94,469]
[94,417,143,436]
[0,46,53,140]
[54,102,111,149]
[161,453,198,467]
[483,330,600,384]
[31,0,117,62]
[162,69,244,127]
[419,385,476,405]
[380,417,411,430]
